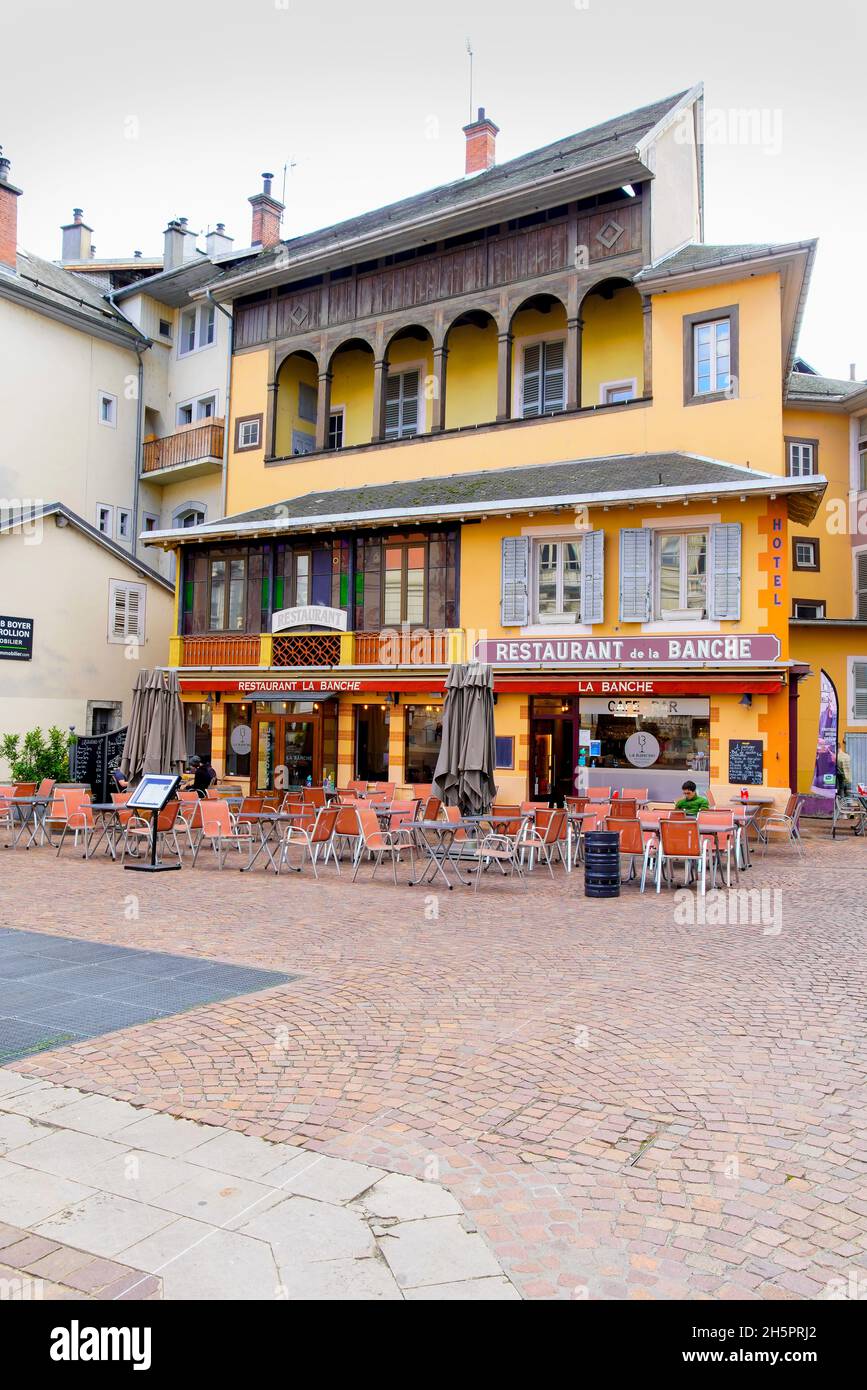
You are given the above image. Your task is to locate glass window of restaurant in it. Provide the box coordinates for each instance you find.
[225,702,252,777]
[184,701,212,763]
[580,698,710,773]
[355,704,389,781]
[405,704,443,785]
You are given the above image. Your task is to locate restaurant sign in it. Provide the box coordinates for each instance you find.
[236,678,361,693]
[272,605,347,633]
[474,635,781,666]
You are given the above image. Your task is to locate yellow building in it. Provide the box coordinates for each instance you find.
[144,86,864,808]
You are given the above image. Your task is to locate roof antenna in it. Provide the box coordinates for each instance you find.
[280,157,297,224]
[465,38,474,122]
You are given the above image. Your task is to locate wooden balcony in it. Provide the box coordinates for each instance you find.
[354,630,460,665]
[169,630,465,670]
[141,420,224,479]
[180,635,261,667]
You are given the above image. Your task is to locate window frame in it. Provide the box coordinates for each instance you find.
[207,554,248,632]
[653,528,709,620]
[98,391,117,428]
[96,503,113,536]
[297,380,318,424]
[381,537,429,628]
[792,599,826,619]
[293,550,312,607]
[328,407,345,451]
[115,507,132,543]
[108,578,146,645]
[786,437,819,478]
[849,655,867,725]
[600,378,637,405]
[178,304,216,358]
[792,536,820,571]
[530,535,583,624]
[234,413,263,452]
[384,364,424,440]
[517,334,567,419]
[682,305,739,405]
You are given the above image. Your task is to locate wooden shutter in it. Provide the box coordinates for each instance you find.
[384,374,402,438]
[854,663,867,720]
[580,530,604,625]
[521,344,541,417]
[708,523,742,620]
[501,537,529,626]
[401,369,419,435]
[619,528,652,622]
[857,552,867,620]
[542,340,565,413]
[109,580,145,644]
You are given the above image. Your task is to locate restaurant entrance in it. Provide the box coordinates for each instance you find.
[530,696,577,805]
[251,699,337,793]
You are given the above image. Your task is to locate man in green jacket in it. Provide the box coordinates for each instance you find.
[674,780,709,815]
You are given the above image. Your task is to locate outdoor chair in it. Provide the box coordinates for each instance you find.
[520,800,549,814]
[13,783,38,799]
[121,801,183,866]
[234,796,265,832]
[368,782,396,803]
[36,778,56,800]
[622,788,648,805]
[469,816,532,892]
[302,786,327,809]
[176,790,202,852]
[411,784,433,801]
[655,819,709,894]
[0,786,15,841]
[831,792,867,839]
[696,810,740,886]
[761,795,805,858]
[520,808,569,877]
[602,817,656,888]
[333,805,363,862]
[347,780,369,797]
[54,790,99,858]
[191,799,254,869]
[277,805,340,878]
[351,807,415,884]
[608,798,639,819]
[417,794,442,822]
[565,796,589,815]
[586,787,612,801]
[388,800,418,828]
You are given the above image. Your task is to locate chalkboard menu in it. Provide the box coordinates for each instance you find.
[728,738,764,786]
[72,727,128,801]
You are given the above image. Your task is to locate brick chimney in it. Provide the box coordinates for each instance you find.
[462,108,499,176]
[205,222,234,260]
[249,172,283,248]
[60,208,93,262]
[0,147,23,273]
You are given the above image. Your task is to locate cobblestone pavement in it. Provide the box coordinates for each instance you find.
[1,830,866,1300]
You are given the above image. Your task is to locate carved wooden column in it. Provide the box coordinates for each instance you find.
[431,346,448,432]
[372,355,390,442]
[265,380,279,457]
[314,369,333,451]
[641,295,653,397]
[566,315,584,411]
[496,331,513,422]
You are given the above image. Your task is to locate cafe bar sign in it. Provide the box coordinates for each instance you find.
[473,635,782,666]
[0,615,34,661]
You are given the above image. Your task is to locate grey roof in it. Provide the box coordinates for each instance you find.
[635,241,809,281]
[112,245,260,306]
[201,452,815,530]
[8,250,144,342]
[215,91,689,283]
[0,503,173,590]
[785,371,865,401]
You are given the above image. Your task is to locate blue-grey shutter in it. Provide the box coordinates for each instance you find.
[619,528,652,622]
[521,344,541,417]
[542,340,565,413]
[501,537,529,626]
[854,663,867,720]
[857,553,867,620]
[580,530,604,625]
[400,369,419,436]
[709,522,741,620]
[384,374,402,438]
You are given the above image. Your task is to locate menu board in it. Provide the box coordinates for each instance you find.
[728,738,764,786]
[72,727,128,801]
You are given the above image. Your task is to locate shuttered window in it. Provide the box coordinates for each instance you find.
[521,340,566,417]
[501,537,529,626]
[857,552,867,620]
[385,369,420,439]
[853,662,867,720]
[580,530,604,625]
[108,580,145,644]
[619,529,652,622]
[707,523,741,621]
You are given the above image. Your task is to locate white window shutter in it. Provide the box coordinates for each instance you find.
[501,537,529,626]
[401,370,419,433]
[857,553,867,620]
[708,523,742,620]
[384,374,401,438]
[580,530,604,625]
[619,529,652,622]
[522,344,541,417]
[109,580,145,644]
[854,663,867,720]
[542,340,565,413]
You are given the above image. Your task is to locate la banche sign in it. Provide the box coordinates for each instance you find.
[474,635,782,666]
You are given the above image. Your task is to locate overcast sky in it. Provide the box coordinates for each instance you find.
[4,0,865,378]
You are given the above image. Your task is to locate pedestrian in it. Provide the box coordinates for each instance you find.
[674,780,709,815]
[188,754,217,798]
[836,743,852,798]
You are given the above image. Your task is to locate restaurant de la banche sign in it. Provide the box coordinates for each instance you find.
[473,634,781,666]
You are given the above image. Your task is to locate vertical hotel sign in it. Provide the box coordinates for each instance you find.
[771,514,784,607]
[0,615,34,660]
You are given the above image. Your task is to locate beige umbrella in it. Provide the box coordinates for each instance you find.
[433,662,497,815]
[119,669,150,780]
[142,668,187,776]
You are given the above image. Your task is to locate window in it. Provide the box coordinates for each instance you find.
[208,557,246,630]
[355,705,389,781]
[859,442,867,491]
[385,369,420,439]
[234,414,262,451]
[98,392,117,427]
[298,381,317,424]
[383,541,426,625]
[158,318,172,339]
[179,304,216,356]
[177,394,218,426]
[852,660,867,721]
[176,508,205,529]
[787,438,817,477]
[857,552,867,621]
[792,537,820,571]
[116,508,132,542]
[184,701,213,762]
[225,703,251,777]
[294,552,311,606]
[328,409,344,451]
[655,531,708,618]
[793,600,825,619]
[683,306,739,404]
[533,539,581,622]
[291,429,315,456]
[521,340,565,417]
[96,504,113,536]
[108,579,145,644]
[601,380,637,405]
[142,513,159,533]
[581,696,711,773]
[177,403,194,426]
[404,703,443,784]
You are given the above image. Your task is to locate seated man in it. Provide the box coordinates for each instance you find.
[674,780,709,815]
[187,755,218,798]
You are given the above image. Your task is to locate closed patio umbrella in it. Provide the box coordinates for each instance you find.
[119,669,150,780]
[142,668,188,777]
[433,661,497,815]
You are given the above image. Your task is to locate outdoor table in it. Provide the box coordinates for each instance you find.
[88,803,130,860]
[407,819,476,889]
[3,795,51,850]
[239,810,306,873]
[564,810,593,870]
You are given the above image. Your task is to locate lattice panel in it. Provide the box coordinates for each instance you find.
[272,634,341,668]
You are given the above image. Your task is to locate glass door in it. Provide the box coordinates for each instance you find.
[253,713,320,793]
[255,717,279,793]
[530,700,577,805]
[283,718,316,787]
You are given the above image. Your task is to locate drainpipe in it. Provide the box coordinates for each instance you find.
[108,290,150,561]
[206,289,234,519]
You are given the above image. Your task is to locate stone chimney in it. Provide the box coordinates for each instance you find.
[163,216,197,270]
[463,108,499,176]
[60,208,93,262]
[0,147,23,272]
[206,222,234,260]
[249,172,283,248]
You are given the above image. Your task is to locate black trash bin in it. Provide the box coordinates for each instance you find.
[584,830,621,898]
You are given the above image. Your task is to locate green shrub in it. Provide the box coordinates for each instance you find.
[0,726,72,783]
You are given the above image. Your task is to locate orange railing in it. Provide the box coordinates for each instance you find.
[142,421,224,474]
[182,635,260,666]
[354,630,450,665]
